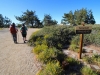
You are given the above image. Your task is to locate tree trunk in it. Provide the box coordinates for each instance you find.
[31,22,34,28]
[32,24,33,28]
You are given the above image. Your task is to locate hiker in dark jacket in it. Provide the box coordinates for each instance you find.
[9,23,18,43]
[20,24,28,43]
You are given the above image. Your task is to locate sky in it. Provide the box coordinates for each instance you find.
[0,0,100,24]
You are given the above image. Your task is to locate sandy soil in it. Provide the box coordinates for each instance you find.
[0,28,41,75]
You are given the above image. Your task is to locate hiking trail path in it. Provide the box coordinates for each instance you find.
[0,28,41,75]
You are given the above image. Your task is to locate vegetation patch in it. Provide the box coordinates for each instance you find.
[29,25,100,74]
[81,66,98,75]
[0,28,3,30]
[28,25,76,49]
[83,54,100,66]
[70,25,100,47]
[36,61,63,75]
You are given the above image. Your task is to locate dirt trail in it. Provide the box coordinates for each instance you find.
[0,28,41,75]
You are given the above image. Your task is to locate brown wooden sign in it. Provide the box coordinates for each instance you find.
[75,24,92,59]
[75,26,92,34]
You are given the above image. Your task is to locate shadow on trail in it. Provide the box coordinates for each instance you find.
[17,43,26,44]
[17,40,28,44]
[17,43,27,44]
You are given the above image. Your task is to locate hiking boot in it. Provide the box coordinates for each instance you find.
[24,41,26,43]
[14,41,15,43]
[15,41,17,44]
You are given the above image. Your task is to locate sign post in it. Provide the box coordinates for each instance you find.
[79,34,83,59]
[79,22,84,59]
[75,22,92,59]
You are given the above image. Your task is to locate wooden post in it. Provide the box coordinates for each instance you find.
[79,22,85,59]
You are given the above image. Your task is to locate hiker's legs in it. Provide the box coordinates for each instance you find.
[23,37,25,41]
[22,34,26,43]
[12,34,15,42]
[24,34,27,41]
[12,34,17,43]
[23,37,26,43]
[15,34,17,42]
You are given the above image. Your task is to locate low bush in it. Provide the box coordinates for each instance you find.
[81,66,98,75]
[36,61,63,75]
[28,25,76,48]
[83,54,100,66]
[28,31,43,46]
[83,56,93,64]
[69,37,80,52]
[71,25,100,47]
[33,44,48,55]
[0,28,3,30]
[30,25,100,74]
[65,57,80,66]
[69,44,79,52]
[37,47,58,63]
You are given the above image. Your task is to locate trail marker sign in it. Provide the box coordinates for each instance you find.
[75,23,92,59]
[75,26,92,34]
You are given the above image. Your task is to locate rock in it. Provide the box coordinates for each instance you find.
[89,50,93,53]
[84,62,87,65]
[63,50,70,55]
[91,65,100,70]
[71,54,78,60]
[98,53,100,55]
[85,49,90,52]
[93,50,98,54]
[82,53,86,57]
[86,64,91,68]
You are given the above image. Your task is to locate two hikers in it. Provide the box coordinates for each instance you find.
[20,24,28,43]
[9,23,28,43]
[9,23,18,43]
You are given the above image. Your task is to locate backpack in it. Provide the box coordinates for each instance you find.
[10,26,17,34]
[21,26,26,34]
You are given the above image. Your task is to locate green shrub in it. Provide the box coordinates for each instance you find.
[65,57,80,66]
[83,57,93,64]
[28,31,38,46]
[81,66,98,75]
[71,36,80,45]
[37,47,58,63]
[69,44,77,51]
[28,25,76,48]
[56,51,66,63]
[0,28,3,30]
[83,54,100,66]
[28,30,44,46]
[69,44,79,52]
[34,37,44,45]
[33,44,48,55]
[70,25,100,47]
[69,35,80,52]
[36,61,63,75]
[84,26,100,46]
[57,43,62,49]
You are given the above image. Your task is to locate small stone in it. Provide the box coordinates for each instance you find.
[82,53,86,57]
[91,65,100,70]
[85,49,90,52]
[98,53,100,55]
[87,64,91,68]
[93,50,97,54]
[89,50,93,53]
[71,54,77,59]
[84,62,87,65]
[63,50,70,55]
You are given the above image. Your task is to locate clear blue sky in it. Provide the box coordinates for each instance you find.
[0,0,100,24]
